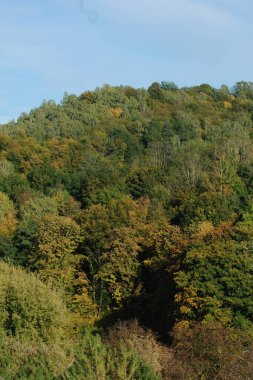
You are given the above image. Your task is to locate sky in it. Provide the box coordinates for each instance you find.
[0,0,253,123]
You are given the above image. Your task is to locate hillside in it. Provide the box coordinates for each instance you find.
[0,81,253,379]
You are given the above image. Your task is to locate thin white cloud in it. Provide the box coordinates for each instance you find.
[99,0,245,31]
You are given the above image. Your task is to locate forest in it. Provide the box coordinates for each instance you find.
[0,81,252,379]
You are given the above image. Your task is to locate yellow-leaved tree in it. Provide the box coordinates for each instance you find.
[29,214,97,325]
[0,191,17,236]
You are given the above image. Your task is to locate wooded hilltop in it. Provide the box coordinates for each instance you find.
[0,81,252,379]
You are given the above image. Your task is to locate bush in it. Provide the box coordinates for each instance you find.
[60,328,160,380]
[0,334,71,380]
[105,320,173,379]
[0,261,70,341]
[0,262,73,379]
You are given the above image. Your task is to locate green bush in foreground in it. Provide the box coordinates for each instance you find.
[60,329,161,380]
[0,261,70,341]
[0,334,71,380]
[0,261,72,379]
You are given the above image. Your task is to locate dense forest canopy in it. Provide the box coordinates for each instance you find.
[0,81,253,379]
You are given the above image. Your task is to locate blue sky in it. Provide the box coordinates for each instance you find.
[0,0,253,123]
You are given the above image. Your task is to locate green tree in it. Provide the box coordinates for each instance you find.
[175,236,253,327]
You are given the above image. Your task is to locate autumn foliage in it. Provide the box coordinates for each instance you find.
[0,82,252,377]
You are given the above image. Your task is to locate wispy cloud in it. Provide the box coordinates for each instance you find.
[100,0,240,26]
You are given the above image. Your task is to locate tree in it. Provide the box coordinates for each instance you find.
[174,237,253,327]
[0,191,17,236]
[160,81,178,91]
[148,82,165,102]
[170,322,253,380]
[29,214,81,289]
[232,81,253,99]
[97,227,142,308]
[80,198,149,313]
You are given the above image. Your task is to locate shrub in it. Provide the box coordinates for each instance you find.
[0,262,73,379]
[105,320,171,378]
[60,328,160,380]
[0,261,70,341]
